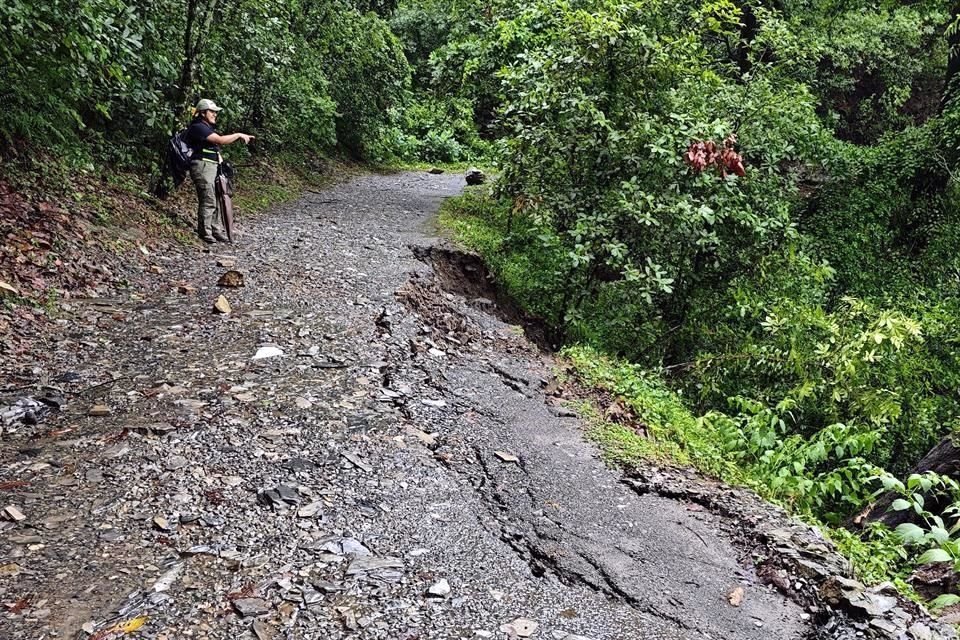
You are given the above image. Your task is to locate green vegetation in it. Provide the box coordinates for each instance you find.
[430,0,960,591]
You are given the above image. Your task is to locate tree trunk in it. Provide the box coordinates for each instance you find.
[176,0,218,110]
[177,0,198,107]
[864,436,960,528]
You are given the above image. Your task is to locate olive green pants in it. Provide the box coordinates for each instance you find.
[190,160,225,239]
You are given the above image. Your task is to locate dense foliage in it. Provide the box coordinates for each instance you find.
[0,0,489,165]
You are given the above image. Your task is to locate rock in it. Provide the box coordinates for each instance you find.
[465,168,486,185]
[499,618,538,638]
[405,426,437,447]
[428,168,444,174]
[3,505,26,522]
[153,516,172,531]
[88,404,111,416]
[233,598,272,617]
[258,484,301,509]
[177,284,197,294]
[297,502,323,518]
[216,258,236,268]
[428,579,451,598]
[149,264,165,274]
[252,620,275,640]
[345,556,404,581]
[302,588,323,607]
[547,405,577,418]
[165,455,189,471]
[152,563,183,592]
[252,346,284,360]
[7,534,41,544]
[131,422,177,436]
[819,575,865,605]
[341,451,373,473]
[421,398,447,408]
[217,270,245,287]
[494,451,520,463]
[727,586,745,607]
[214,295,232,314]
[849,589,898,617]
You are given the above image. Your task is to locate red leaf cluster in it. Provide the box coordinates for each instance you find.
[683,134,746,177]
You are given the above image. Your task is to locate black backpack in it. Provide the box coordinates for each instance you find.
[166,128,195,188]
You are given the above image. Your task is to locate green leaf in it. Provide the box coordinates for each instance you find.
[891,499,911,511]
[895,522,925,545]
[929,526,951,544]
[917,548,952,564]
[929,593,960,610]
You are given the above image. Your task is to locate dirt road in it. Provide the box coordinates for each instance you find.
[0,173,917,639]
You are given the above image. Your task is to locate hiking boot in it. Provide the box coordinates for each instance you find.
[199,234,215,244]
[213,232,230,243]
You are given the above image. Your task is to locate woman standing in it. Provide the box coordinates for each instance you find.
[186,99,254,243]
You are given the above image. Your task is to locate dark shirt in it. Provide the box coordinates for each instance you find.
[186,121,220,162]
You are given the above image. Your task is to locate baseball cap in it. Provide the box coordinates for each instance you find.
[195,99,223,112]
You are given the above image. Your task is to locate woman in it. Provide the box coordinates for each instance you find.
[186,99,254,243]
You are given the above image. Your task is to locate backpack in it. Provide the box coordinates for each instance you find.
[166,128,195,189]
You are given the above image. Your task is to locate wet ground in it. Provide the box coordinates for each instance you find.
[0,173,931,640]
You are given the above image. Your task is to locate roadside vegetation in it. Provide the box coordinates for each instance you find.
[430,0,960,610]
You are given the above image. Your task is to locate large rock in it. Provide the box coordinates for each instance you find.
[465,168,486,185]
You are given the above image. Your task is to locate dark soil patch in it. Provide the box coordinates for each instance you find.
[410,243,557,351]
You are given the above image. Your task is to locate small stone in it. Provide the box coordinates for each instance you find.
[4,505,26,522]
[149,264,165,274]
[88,404,111,417]
[217,270,245,288]
[428,579,451,597]
[297,502,323,518]
[7,534,41,544]
[727,586,744,607]
[295,397,312,409]
[214,295,232,314]
[216,258,236,268]
[252,620,275,640]
[165,455,189,471]
[252,346,284,360]
[427,168,444,174]
[499,618,538,638]
[233,598,272,617]
[341,452,373,473]
[421,398,446,408]
[153,516,172,531]
[494,451,520,463]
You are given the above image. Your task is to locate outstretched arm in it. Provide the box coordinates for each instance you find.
[207,132,254,145]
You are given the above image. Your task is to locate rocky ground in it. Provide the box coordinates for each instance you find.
[0,172,953,640]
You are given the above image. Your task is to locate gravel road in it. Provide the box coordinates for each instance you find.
[0,172,816,640]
